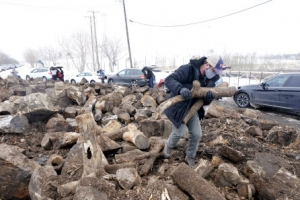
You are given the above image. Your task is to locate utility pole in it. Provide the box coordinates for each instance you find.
[122,0,133,68]
[89,11,101,70]
[86,16,95,71]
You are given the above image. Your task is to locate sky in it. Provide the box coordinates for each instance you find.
[1,0,300,65]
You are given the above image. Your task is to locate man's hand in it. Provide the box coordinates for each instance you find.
[180,88,192,100]
[203,91,215,105]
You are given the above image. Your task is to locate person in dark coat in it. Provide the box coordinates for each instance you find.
[163,54,226,167]
[142,66,155,88]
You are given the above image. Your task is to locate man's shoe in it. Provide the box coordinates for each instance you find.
[163,143,171,159]
[185,156,195,167]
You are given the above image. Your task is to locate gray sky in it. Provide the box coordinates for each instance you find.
[1,0,300,62]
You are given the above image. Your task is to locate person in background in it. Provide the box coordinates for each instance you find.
[57,68,64,82]
[142,66,155,88]
[99,69,106,83]
[163,54,226,167]
[11,67,20,78]
[50,67,58,80]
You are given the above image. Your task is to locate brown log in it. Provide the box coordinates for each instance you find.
[115,149,147,164]
[170,163,226,200]
[182,82,229,124]
[77,95,97,115]
[104,163,137,174]
[104,126,129,141]
[139,138,166,176]
[96,134,121,155]
[94,108,102,122]
[182,99,204,124]
[76,113,106,177]
[123,124,150,150]
[153,80,236,120]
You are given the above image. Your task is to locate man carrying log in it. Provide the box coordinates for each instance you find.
[163,54,227,167]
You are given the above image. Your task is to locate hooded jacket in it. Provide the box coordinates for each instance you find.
[164,57,220,128]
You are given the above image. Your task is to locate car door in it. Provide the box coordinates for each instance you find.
[253,74,289,107]
[114,70,127,85]
[84,72,93,82]
[279,75,300,111]
[30,69,43,78]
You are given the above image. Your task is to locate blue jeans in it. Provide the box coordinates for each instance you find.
[149,77,154,88]
[166,113,202,158]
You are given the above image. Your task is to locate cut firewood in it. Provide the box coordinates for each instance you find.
[123,124,150,150]
[104,163,137,174]
[96,134,122,155]
[139,137,166,176]
[104,126,129,141]
[170,163,226,200]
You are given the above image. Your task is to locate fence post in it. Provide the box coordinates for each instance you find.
[238,71,240,86]
[260,71,263,83]
[249,71,252,84]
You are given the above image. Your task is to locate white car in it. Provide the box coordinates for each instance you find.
[25,68,52,82]
[70,72,102,84]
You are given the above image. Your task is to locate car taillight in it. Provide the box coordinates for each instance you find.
[140,75,145,79]
[48,72,52,75]
[98,77,101,79]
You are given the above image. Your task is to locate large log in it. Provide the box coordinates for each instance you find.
[96,134,122,155]
[170,163,226,200]
[104,163,137,174]
[123,124,150,150]
[153,80,236,120]
[182,82,229,124]
[139,137,166,176]
[76,113,106,177]
[104,126,129,140]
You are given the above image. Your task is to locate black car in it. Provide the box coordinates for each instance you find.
[107,68,149,87]
[234,73,300,114]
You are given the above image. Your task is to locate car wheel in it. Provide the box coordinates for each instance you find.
[131,80,138,88]
[71,79,76,84]
[42,76,47,82]
[26,75,30,80]
[90,80,95,84]
[108,79,114,86]
[235,93,250,108]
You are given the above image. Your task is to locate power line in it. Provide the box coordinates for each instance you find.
[0,1,112,10]
[129,0,272,28]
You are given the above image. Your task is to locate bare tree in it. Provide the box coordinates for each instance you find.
[39,47,60,67]
[23,49,40,67]
[58,31,90,72]
[0,51,18,65]
[99,35,125,72]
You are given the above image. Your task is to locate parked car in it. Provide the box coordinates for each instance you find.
[157,78,170,93]
[25,68,52,82]
[107,68,149,87]
[70,71,102,84]
[234,72,300,114]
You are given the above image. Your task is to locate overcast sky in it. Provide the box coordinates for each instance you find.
[1,0,300,63]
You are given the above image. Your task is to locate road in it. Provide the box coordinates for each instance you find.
[215,97,300,130]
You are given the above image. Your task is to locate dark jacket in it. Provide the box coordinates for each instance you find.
[142,67,155,79]
[164,57,220,128]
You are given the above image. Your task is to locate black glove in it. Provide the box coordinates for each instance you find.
[203,91,215,105]
[179,88,192,100]
[198,106,205,121]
